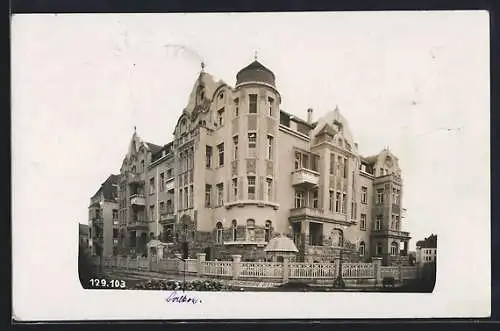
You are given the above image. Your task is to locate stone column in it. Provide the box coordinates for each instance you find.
[197,253,206,277]
[175,253,183,275]
[232,254,242,280]
[372,257,382,287]
[282,256,290,284]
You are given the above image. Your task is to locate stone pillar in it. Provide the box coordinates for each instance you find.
[232,254,242,280]
[197,253,206,277]
[282,256,289,284]
[175,253,183,275]
[373,257,382,287]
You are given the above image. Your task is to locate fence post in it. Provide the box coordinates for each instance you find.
[282,257,289,284]
[197,253,206,277]
[175,253,183,275]
[232,255,241,280]
[372,257,382,287]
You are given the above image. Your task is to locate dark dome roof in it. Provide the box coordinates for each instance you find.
[236,60,276,87]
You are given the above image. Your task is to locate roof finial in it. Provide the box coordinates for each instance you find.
[254,50,258,61]
[134,125,136,133]
[201,61,205,72]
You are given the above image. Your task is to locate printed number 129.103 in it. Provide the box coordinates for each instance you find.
[89,279,126,288]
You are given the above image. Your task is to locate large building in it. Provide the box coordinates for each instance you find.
[416,234,437,265]
[88,174,120,256]
[111,59,411,265]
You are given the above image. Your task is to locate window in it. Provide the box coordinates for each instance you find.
[392,188,396,203]
[112,209,118,220]
[179,189,183,210]
[395,189,401,205]
[232,220,237,241]
[359,242,366,256]
[249,94,257,113]
[140,160,145,172]
[159,202,165,212]
[361,187,368,203]
[247,176,256,200]
[294,152,301,170]
[311,155,319,171]
[232,178,238,200]
[233,136,239,160]
[217,143,224,166]
[342,193,347,214]
[335,192,341,212]
[295,191,304,208]
[329,191,334,211]
[396,216,400,231]
[376,243,383,256]
[268,97,274,116]
[149,177,155,194]
[246,219,255,241]
[266,135,274,160]
[375,215,383,230]
[167,168,173,179]
[184,189,188,209]
[391,215,396,229]
[248,133,257,158]
[391,242,398,256]
[159,173,165,191]
[360,214,367,230]
[265,220,272,242]
[343,158,348,178]
[217,107,225,126]
[189,185,194,208]
[234,98,239,117]
[337,156,342,176]
[376,188,384,204]
[351,202,357,219]
[166,199,173,214]
[150,205,155,221]
[266,178,273,201]
[302,154,309,169]
[205,146,212,168]
[216,222,223,244]
[330,154,335,175]
[312,189,319,209]
[216,183,224,206]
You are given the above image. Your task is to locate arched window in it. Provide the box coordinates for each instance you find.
[376,242,383,256]
[390,242,399,256]
[359,241,366,256]
[246,219,255,241]
[265,220,272,242]
[215,222,223,244]
[232,220,237,241]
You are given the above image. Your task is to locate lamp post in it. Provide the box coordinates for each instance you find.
[333,227,346,289]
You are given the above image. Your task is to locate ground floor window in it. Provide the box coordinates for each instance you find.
[359,241,366,256]
[216,222,223,244]
[390,242,398,256]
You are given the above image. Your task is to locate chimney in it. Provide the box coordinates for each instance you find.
[307,108,313,124]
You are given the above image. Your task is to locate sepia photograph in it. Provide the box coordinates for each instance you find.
[13,11,490,320]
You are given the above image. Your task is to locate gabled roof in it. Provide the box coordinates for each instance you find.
[91,174,119,202]
[145,142,163,155]
[416,234,438,249]
[315,123,337,137]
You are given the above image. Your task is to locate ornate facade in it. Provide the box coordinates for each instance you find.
[111,59,411,265]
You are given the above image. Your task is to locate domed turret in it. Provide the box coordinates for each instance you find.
[236,60,276,88]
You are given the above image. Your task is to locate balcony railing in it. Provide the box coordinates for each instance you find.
[159,212,176,224]
[371,229,411,239]
[127,218,149,230]
[128,172,145,184]
[130,194,146,206]
[291,168,320,187]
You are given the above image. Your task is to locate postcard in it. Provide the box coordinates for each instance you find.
[12,11,490,321]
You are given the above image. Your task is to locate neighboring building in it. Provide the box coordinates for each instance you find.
[416,234,437,264]
[79,223,89,248]
[88,174,120,256]
[114,59,412,264]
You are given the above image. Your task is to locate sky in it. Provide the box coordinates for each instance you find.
[12,12,489,253]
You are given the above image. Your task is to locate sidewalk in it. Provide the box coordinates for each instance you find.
[104,268,282,289]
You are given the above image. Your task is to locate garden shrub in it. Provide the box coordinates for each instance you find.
[133,279,230,291]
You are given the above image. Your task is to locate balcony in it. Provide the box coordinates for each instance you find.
[289,207,350,224]
[291,168,319,188]
[159,212,176,225]
[127,219,149,230]
[371,229,411,239]
[113,218,119,227]
[128,172,145,184]
[165,177,175,191]
[130,194,146,206]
